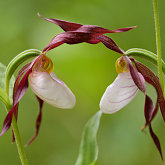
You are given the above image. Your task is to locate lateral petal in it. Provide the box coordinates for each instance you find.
[97,35,124,54]
[30,71,76,109]
[25,96,44,146]
[123,56,146,93]
[38,13,82,32]
[38,13,136,34]
[130,58,165,122]
[100,72,138,114]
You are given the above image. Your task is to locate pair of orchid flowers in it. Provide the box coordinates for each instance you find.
[1,14,165,158]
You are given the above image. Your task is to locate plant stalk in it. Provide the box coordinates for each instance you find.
[153,0,164,90]
[5,104,29,165]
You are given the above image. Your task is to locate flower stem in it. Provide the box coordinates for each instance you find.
[5,104,29,165]
[2,49,41,165]
[153,0,164,90]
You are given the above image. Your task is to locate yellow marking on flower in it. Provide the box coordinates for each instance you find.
[34,53,54,73]
[115,56,129,73]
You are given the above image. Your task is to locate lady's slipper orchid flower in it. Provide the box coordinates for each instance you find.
[30,55,75,109]
[38,13,136,54]
[0,54,76,146]
[100,55,165,159]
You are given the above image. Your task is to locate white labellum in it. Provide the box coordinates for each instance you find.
[30,71,76,109]
[100,72,139,114]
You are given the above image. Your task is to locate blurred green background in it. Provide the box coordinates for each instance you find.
[0,0,165,165]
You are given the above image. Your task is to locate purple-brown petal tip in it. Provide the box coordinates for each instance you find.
[130,58,165,122]
[38,13,82,32]
[110,26,137,33]
[25,96,44,147]
[97,35,124,54]
[0,107,15,136]
[40,14,136,53]
[149,124,163,160]
[123,56,146,93]
[144,95,153,127]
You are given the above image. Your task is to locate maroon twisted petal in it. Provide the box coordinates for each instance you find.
[25,96,44,147]
[128,57,164,159]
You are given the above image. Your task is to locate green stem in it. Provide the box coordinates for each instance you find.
[3,49,41,165]
[153,0,164,90]
[5,103,29,165]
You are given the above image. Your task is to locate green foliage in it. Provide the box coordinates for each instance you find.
[0,62,15,106]
[75,111,102,165]
[5,49,41,95]
[126,48,165,75]
[0,87,10,109]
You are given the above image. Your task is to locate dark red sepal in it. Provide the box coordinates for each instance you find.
[149,124,163,160]
[11,62,32,142]
[144,96,161,159]
[38,13,136,33]
[97,35,124,54]
[144,95,153,125]
[12,62,33,142]
[151,98,159,121]
[0,69,32,136]
[128,57,164,159]
[123,56,146,92]
[143,96,159,130]
[109,26,137,33]
[1,63,32,136]
[13,70,31,104]
[0,56,40,137]
[40,14,136,54]
[25,96,44,147]
[43,39,64,52]
[0,106,15,136]
[130,57,165,122]
[142,95,160,131]
[43,32,125,54]
[38,13,82,32]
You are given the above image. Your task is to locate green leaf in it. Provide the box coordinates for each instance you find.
[125,48,165,74]
[5,49,41,95]
[0,62,15,100]
[0,87,11,109]
[0,49,41,109]
[5,49,41,85]
[0,62,13,108]
[75,111,102,165]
